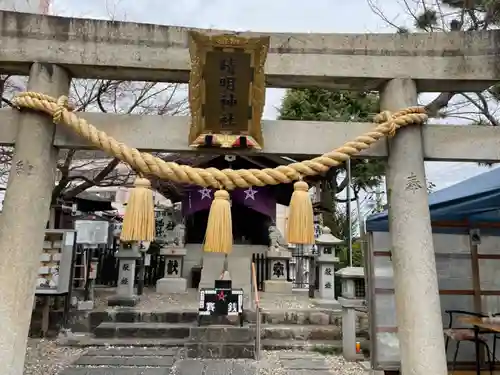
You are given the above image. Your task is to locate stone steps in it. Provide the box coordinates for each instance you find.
[94,321,345,341]
[60,336,369,353]
[66,307,370,359]
[95,322,192,339]
[60,347,181,374]
[185,342,255,359]
[59,333,370,357]
[84,308,355,331]
[261,324,341,340]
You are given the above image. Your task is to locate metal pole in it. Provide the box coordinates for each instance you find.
[137,251,145,296]
[62,231,77,329]
[356,195,366,263]
[296,244,304,288]
[308,255,316,298]
[346,159,353,267]
[255,307,261,360]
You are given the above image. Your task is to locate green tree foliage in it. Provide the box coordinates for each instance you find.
[279,90,385,193]
[329,206,364,268]
[279,88,385,266]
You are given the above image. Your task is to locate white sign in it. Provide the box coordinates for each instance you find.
[64,231,75,246]
[75,220,109,245]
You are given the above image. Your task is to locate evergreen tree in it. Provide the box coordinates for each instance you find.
[279,88,385,266]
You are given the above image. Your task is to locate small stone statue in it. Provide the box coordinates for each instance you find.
[268,225,285,251]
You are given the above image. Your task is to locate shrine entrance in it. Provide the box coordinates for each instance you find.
[186,204,271,246]
[0,10,498,375]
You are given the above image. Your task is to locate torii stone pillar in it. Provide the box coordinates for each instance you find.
[0,63,70,375]
[382,79,447,375]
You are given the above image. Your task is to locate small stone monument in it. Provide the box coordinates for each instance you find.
[314,226,342,308]
[156,224,188,294]
[336,266,366,361]
[264,226,292,294]
[108,242,141,307]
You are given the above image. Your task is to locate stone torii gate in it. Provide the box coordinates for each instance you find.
[0,11,500,375]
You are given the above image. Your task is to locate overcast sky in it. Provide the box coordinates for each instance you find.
[1,0,496,195]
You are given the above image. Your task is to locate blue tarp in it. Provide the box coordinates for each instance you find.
[366,167,500,232]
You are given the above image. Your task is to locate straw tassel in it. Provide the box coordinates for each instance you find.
[203,189,233,254]
[286,181,315,244]
[120,177,155,242]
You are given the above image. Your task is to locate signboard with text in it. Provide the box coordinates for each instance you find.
[187,31,270,149]
[198,287,244,326]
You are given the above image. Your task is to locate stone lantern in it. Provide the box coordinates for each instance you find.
[314,226,343,307]
[156,223,188,294]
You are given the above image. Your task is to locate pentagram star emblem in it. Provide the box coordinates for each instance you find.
[216,290,226,301]
[199,188,212,200]
[243,187,258,200]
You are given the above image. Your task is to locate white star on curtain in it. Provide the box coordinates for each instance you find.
[244,187,258,200]
[199,188,212,200]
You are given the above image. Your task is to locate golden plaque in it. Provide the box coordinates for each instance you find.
[188,31,270,150]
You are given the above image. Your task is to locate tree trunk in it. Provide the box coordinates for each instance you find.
[320,180,337,232]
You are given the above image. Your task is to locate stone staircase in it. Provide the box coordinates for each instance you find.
[95,322,256,358]
[63,308,370,359]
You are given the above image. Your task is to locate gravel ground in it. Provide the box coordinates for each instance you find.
[258,351,364,375]
[23,342,364,375]
[24,346,364,375]
[324,354,365,375]
[24,339,86,375]
[93,287,320,311]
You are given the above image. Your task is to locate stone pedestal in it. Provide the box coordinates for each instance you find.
[314,247,340,308]
[264,249,292,294]
[108,243,141,307]
[337,266,366,361]
[156,247,188,294]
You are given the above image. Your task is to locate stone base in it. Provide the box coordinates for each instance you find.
[107,295,139,307]
[185,343,255,359]
[264,280,293,294]
[77,300,94,311]
[156,277,188,294]
[313,298,341,309]
[360,361,384,375]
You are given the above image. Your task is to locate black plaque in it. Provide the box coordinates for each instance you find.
[198,287,244,326]
[204,51,251,133]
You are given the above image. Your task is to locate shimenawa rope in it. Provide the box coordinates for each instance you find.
[11,92,428,191]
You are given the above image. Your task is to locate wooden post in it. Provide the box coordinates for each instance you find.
[0,63,70,375]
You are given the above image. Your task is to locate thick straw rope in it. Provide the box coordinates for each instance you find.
[11,92,427,190]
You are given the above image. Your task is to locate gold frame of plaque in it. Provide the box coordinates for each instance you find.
[188,31,270,150]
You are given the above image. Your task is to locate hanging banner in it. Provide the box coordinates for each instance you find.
[188,31,269,150]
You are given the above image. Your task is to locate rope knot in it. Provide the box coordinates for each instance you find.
[374,110,397,137]
[53,95,72,124]
[374,110,393,123]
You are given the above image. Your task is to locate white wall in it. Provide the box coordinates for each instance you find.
[370,230,500,366]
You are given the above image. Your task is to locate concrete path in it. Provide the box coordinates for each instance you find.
[59,347,336,375]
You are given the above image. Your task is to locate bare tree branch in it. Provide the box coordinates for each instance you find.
[424,92,456,116]
[63,158,121,200]
[368,0,500,127]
